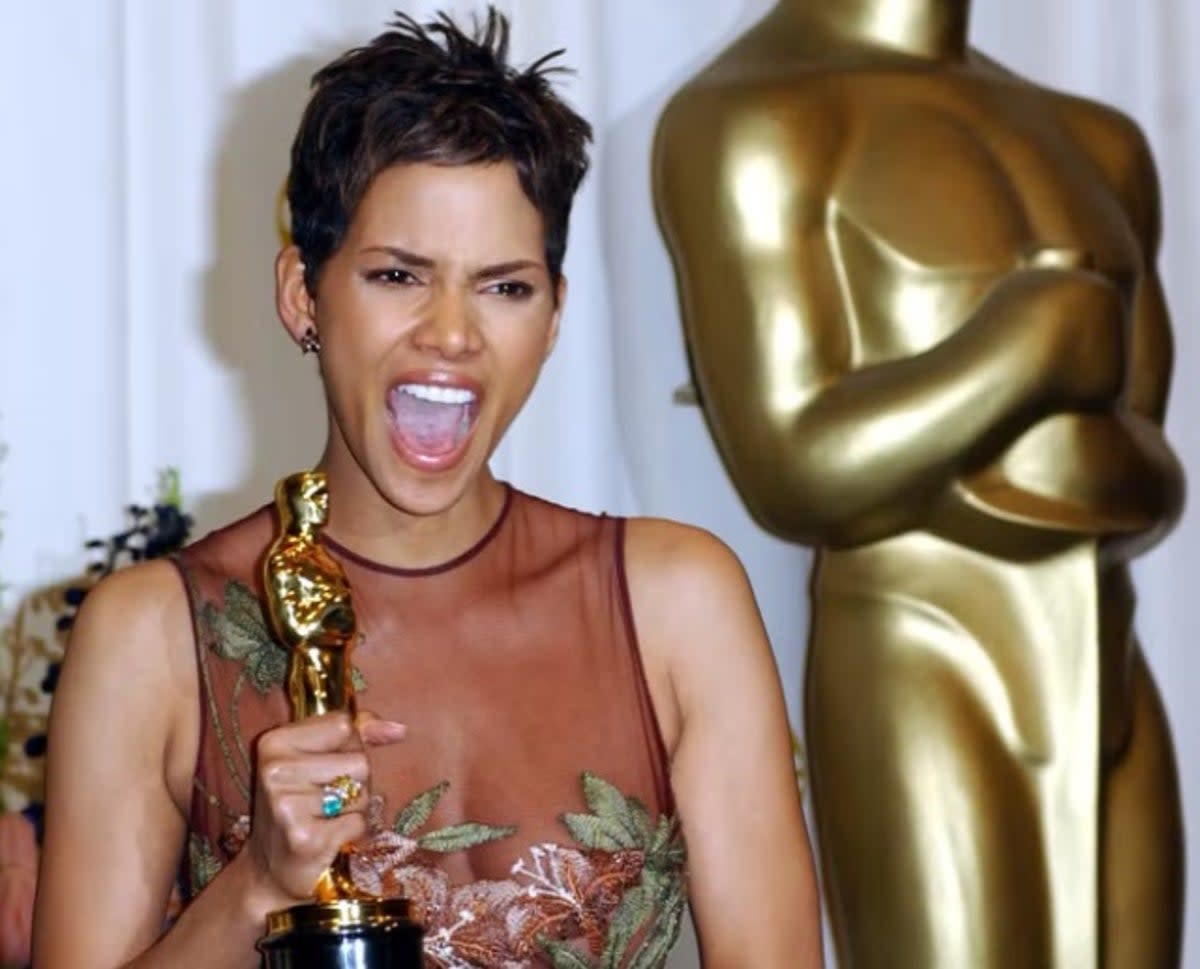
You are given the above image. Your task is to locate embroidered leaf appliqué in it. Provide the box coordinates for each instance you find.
[601,883,655,968]
[584,772,651,846]
[540,937,598,969]
[554,772,687,968]
[418,822,517,854]
[203,581,287,694]
[188,834,223,894]
[561,812,630,852]
[203,579,367,695]
[393,780,449,837]
[561,772,651,852]
[627,795,653,844]
[627,878,686,969]
[645,815,685,871]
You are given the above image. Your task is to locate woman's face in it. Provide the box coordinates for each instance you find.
[278,161,562,520]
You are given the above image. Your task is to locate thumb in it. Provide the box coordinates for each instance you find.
[355,710,407,747]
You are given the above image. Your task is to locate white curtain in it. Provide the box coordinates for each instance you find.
[1,2,1196,965]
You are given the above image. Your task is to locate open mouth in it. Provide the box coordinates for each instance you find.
[386,382,481,466]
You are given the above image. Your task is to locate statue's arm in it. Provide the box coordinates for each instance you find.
[1061,104,1187,550]
[1108,121,1175,427]
[655,89,1123,547]
[264,567,308,643]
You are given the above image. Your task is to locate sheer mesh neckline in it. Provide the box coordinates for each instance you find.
[320,484,514,577]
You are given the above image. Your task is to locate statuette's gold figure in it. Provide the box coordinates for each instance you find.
[654,1,1185,966]
[263,469,362,902]
[265,471,358,721]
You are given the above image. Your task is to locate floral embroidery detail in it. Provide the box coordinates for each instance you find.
[351,774,684,968]
[202,580,366,694]
[219,814,251,858]
[184,774,685,968]
[543,772,687,969]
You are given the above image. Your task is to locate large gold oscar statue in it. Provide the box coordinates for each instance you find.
[653,2,1185,966]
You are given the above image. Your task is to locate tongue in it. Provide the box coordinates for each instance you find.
[390,394,468,456]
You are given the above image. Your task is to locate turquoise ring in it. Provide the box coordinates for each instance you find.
[321,789,344,818]
[320,774,364,819]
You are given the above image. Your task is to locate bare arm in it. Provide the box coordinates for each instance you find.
[626,520,822,967]
[1112,122,1174,427]
[33,561,396,968]
[33,561,265,968]
[655,88,1126,546]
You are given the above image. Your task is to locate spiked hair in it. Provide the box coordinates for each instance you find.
[287,7,593,291]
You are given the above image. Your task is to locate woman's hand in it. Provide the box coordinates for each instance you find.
[240,711,406,906]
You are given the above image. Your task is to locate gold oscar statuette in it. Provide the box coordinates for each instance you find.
[257,470,423,968]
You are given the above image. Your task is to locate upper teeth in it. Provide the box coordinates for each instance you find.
[399,383,476,405]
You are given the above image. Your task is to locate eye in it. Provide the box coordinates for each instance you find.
[485,280,534,299]
[365,267,421,286]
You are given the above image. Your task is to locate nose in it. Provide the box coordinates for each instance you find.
[411,285,483,360]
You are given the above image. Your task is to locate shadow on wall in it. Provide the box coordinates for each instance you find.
[191,55,330,535]
[600,0,809,707]
[599,0,809,590]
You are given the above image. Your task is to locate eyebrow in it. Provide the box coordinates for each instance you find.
[361,246,544,280]
[475,259,544,281]
[361,246,435,269]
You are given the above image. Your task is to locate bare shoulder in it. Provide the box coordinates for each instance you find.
[67,558,192,661]
[52,559,197,797]
[623,518,773,747]
[623,516,751,606]
[59,557,195,717]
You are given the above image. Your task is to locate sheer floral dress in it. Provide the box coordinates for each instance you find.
[172,487,686,968]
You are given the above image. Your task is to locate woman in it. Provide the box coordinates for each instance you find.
[32,9,822,967]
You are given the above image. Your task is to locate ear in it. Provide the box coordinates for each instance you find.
[544,276,567,360]
[275,245,317,344]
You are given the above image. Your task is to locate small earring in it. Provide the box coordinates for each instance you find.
[300,327,321,355]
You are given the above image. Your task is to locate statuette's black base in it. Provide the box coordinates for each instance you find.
[259,922,425,968]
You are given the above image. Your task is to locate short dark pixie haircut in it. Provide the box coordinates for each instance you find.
[287,7,593,294]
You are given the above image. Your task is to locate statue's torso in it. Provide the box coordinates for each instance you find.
[667,54,1179,544]
[823,70,1137,355]
[265,537,357,649]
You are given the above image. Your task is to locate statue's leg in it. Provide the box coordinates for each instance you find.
[807,591,1051,969]
[1101,648,1184,969]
